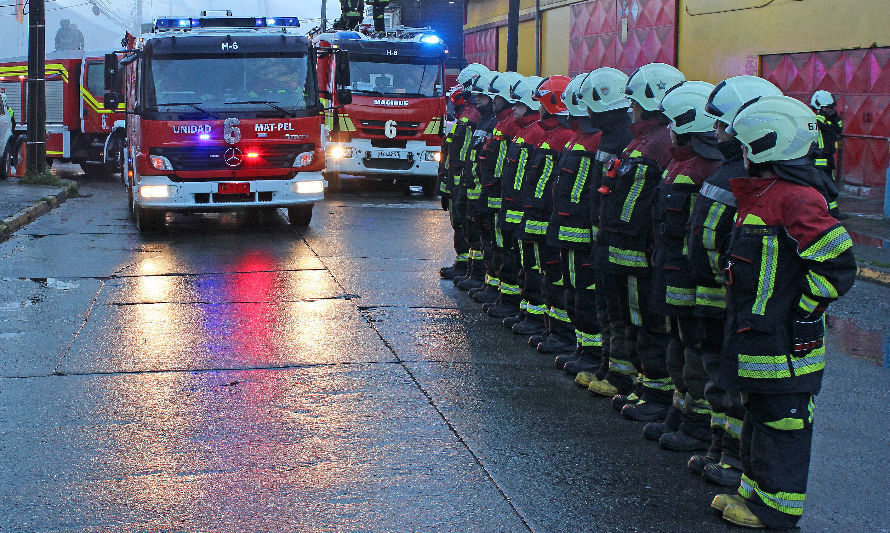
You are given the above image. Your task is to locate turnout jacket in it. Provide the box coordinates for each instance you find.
[545,118,602,250]
[465,108,500,214]
[588,111,634,265]
[721,172,856,394]
[650,139,722,315]
[477,109,520,214]
[687,140,745,318]
[813,110,842,169]
[439,105,481,198]
[597,118,673,273]
[519,116,575,243]
[497,113,542,230]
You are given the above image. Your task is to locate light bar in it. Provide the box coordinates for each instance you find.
[155,16,300,30]
[420,35,442,45]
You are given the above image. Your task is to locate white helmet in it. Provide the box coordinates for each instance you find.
[659,81,716,134]
[810,90,835,110]
[511,77,542,111]
[579,67,630,113]
[488,71,525,102]
[458,63,490,88]
[705,76,782,126]
[562,73,590,117]
[729,95,818,163]
[624,63,685,111]
[471,70,497,96]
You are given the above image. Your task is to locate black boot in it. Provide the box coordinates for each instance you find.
[503,315,523,329]
[563,347,601,376]
[456,277,484,291]
[472,286,500,304]
[485,303,521,319]
[687,453,720,475]
[512,317,546,336]
[554,346,582,370]
[528,332,549,347]
[622,400,669,422]
[440,261,467,280]
[537,337,575,355]
[642,403,682,441]
[659,428,710,452]
[611,391,641,412]
[702,461,743,487]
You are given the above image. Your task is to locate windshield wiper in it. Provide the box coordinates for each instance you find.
[154,102,219,119]
[225,100,296,118]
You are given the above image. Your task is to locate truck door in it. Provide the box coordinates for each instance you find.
[81,57,113,133]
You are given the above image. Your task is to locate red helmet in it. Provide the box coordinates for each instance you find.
[533,75,571,114]
[448,85,466,107]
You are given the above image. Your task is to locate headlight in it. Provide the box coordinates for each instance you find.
[294,151,314,167]
[140,185,172,198]
[329,146,353,159]
[150,155,173,171]
[292,181,325,194]
[424,151,442,162]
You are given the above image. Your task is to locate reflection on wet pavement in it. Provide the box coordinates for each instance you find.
[828,314,890,367]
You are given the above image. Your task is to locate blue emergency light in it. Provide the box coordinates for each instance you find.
[154,16,300,30]
[420,35,442,45]
[155,18,197,29]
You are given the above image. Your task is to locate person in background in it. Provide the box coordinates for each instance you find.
[55,19,84,51]
[368,0,390,33]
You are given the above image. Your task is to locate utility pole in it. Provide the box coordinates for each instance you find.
[506,0,519,72]
[322,0,328,31]
[26,0,46,174]
[135,0,142,35]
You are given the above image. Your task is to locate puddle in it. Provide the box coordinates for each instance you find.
[847,230,889,249]
[0,300,34,312]
[827,315,890,367]
[0,331,25,339]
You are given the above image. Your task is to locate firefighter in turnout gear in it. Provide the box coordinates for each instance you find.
[712,95,856,529]
[542,75,606,359]
[809,90,843,180]
[598,63,684,420]
[512,76,575,340]
[569,68,634,388]
[465,73,521,304]
[480,73,541,318]
[367,0,390,33]
[456,72,502,292]
[646,81,723,451]
[439,65,488,281]
[686,76,783,488]
[334,0,364,30]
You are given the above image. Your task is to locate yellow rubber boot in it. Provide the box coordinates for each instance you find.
[575,371,597,387]
[711,493,744,513]
[722,502,767,529]
[588,378,618,396]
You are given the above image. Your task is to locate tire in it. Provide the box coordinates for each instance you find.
[81,161,115,180]
[135,203,165,233]
[323,171,341,193]
[287,204,313,227]
[421,176,437,196]
[0,141,10,180]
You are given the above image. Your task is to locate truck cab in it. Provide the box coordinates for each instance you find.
[0,92,13,178]
[108,14,346,232]
[314,29,447,193]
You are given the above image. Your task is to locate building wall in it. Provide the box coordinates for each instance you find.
[540,6,572,76]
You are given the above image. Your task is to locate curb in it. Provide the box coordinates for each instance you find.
[0,183,78,243]
[857,265,890,289]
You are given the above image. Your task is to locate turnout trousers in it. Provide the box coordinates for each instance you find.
[666,315,712,441]
[448,196,469,273]
[540,244,574,344]
[739,393,814,529]
[519,241,547,322]
[495,227,522,308]
[629,273,672,405]
[701,316,744,463]
[599,270,638,393]
[561,248,604,363]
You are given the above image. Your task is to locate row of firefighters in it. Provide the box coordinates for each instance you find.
[436,62,856,529]
[334,0,390,32]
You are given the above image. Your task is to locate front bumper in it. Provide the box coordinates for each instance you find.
[134,173,326,210]
[324,139,441,178]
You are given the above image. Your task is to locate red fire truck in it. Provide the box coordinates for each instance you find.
[105,13,349,231]
[0,51,126,176]
[313,29,447,193]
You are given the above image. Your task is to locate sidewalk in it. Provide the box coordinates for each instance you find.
[0,177,78,242]
[837,194,890,288]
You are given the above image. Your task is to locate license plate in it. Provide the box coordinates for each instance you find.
[218,182,250,194]
[372,150,406,159]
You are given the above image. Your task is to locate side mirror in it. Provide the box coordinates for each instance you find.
[334,49,350,88]
[104,53,120,92]
[337,88,352,106]
[103,91,120,110]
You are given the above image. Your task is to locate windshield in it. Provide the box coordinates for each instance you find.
[145,54,316,114]
[349,55,442,98]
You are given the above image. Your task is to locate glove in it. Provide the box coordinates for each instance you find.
[440,195,449,211]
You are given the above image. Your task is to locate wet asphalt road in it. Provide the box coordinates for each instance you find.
[1,178,888,532]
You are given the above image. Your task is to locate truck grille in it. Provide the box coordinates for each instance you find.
[153,144,312,171]
[360,120,421,137]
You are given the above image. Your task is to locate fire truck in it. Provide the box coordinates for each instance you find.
[313,29,448,193]
[0,51,126,176]
[105,13,350,231]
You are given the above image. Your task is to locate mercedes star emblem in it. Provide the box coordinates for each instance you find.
[224,147,243,167]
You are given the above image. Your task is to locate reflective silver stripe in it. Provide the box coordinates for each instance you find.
[595,150,616,163]
[699,182,737,207]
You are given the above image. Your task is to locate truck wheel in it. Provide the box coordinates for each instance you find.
[287,204,313,227]
[323,171,341,193]
[0,141,10,180]
[421,177,437,196]
[127,183,135,220]
[81,162,113,180]
[135,204,165,233]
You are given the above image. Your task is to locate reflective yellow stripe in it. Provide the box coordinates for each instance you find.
[620,164,647,222]
[753,235,778,315]
[738,354,791,379]
[765,417,805,431]
[739,475,806,516]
